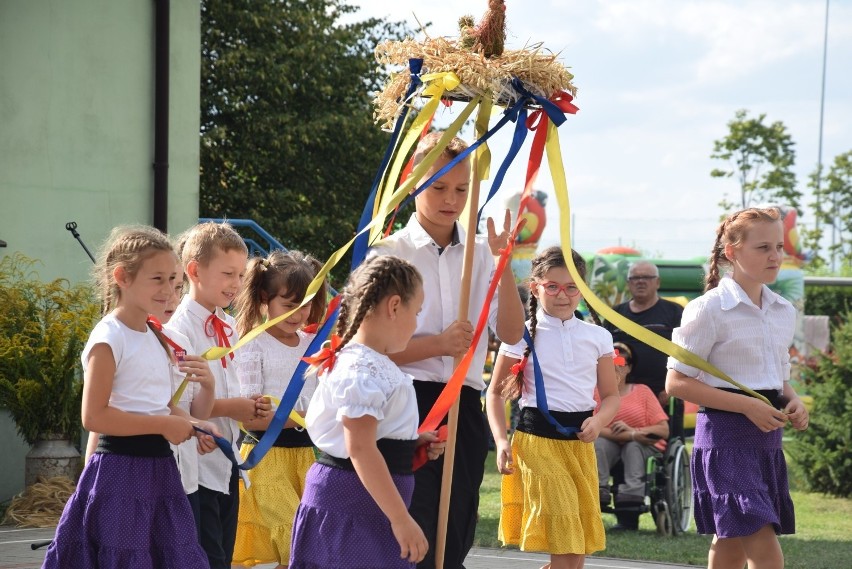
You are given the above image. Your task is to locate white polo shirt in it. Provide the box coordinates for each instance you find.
[667,275,795,391]
[500,310,614,413]
[370,215,500,390]
[166,297,241,495]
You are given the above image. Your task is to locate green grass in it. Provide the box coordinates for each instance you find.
[475,451,852,569]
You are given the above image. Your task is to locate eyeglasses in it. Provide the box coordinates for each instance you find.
[538,281,581,297]
[627,275,658,282]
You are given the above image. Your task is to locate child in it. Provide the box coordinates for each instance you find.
[43,226,212,568]
[82,258,217,470]
[231,249,327,568]
[665,207,809,569]
[289,255,445,569]
[166,221,269,569]
[370,132,525,569]
[594,341,669,531]
[485,246,620,569]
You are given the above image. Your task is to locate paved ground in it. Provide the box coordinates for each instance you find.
[0,526,699,569]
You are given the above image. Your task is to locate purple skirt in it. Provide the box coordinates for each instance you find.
[289,463,415,569]
[692,411,795,538]
[42,453,209,569]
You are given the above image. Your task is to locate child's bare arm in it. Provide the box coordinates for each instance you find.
[387,320,474,365]
[487,211,525,345]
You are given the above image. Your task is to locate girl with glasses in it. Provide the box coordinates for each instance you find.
[485,246,620,569]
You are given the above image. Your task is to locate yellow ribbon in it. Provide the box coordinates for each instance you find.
[202,96,483,362]
[543,121,771,407]
[420,71,461,99]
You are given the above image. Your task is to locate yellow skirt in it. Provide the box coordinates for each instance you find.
[232,444,315,567]
[499,431,605,555]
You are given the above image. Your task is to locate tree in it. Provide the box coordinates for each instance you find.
[200,0,407,285]
[711,109,800,213]
[803,150,852,270]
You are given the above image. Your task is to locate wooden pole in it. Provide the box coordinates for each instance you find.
[435,151,481,569]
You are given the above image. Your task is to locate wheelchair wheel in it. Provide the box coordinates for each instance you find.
[664,438,692,534]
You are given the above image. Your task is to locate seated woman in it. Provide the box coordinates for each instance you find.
[594,342,669,530]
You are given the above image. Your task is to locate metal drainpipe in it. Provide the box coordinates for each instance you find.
[153,0,169,232]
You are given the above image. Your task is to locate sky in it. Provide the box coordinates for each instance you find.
[344,0,852,261]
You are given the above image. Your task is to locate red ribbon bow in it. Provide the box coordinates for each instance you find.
[510,356,528,377]
[613,348,626,367]
[302,295,342,335]
[205,313,235,368]
[301,335,342,376]
[146,315,186,359]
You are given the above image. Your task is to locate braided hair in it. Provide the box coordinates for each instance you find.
[334,256,423,355]
[93,225,176,357]
[705,207,782,292]
[233,249,327,337]
[504,246,598,399]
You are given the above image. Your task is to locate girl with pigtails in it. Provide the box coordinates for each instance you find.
[231,250,327,569]
[485,246,620,569]
[666,207,808,569]
[289,256,445,569]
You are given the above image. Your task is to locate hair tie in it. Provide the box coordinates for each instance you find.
[261,258,270,270]
[510,356,528,377]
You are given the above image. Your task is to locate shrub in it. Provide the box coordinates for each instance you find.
[0,253,99,445]
[789,312,852,498]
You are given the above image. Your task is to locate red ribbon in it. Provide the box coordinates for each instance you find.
[301,334,343,376]
[205,314,235,368]
[613,348,626,367]
[302,295,342,335]
[146,315,186,359]
[412,424,449,471]
[509,356,528,377]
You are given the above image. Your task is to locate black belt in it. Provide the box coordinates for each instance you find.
[516,407,593,441]
[698,388,784,413]
[317,438,417,475]
[246,428,313,448]
[96,434,172,457]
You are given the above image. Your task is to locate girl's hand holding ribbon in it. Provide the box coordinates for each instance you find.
[784,398,809,431]
[416,430,446,461]
[577,415,604,443]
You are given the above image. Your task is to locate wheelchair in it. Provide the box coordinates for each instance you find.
[600,429,692,535]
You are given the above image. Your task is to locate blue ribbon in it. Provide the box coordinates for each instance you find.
[351,58,423,269]
[477,106,529,224]
[523,327,580,438]
[510,78,569,127]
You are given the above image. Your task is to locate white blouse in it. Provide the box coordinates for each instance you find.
[667,275,795,391]
[306,343,419,458]
[235,329,318,413]
[500,310,614,413]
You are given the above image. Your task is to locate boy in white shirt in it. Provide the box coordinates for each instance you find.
[167,221,269,569]
[370,133,525,569]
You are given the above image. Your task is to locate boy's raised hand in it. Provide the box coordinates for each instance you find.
[486,209,526,256]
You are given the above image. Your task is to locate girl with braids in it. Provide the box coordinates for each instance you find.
[44,226,215,569]
[666,207,808,569]
[289,256,445,569]
[231,249,327,569]
[485,246,619,569]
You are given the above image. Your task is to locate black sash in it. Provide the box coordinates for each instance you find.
[96,434,172,457]
[317,438,417,475]
[698,387,784,413]
[516,407,593,441]
[246,428,313,448]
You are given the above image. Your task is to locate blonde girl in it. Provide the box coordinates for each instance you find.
[43,226,215,569]
[666,207,808,569]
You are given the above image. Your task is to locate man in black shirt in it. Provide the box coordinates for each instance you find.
[604,260,684,435]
